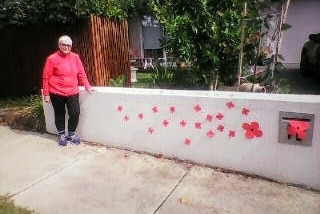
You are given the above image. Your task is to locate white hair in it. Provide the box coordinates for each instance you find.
[58,35,72,46]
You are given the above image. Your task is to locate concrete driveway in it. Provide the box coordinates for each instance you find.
[0,126,319,214]
[279,64,320,94]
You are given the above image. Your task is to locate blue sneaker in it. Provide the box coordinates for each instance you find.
[58,134,68,146]
[68,134,81,145]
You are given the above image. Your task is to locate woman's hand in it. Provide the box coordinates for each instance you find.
[44,95,50,103]
[86,87,93,93]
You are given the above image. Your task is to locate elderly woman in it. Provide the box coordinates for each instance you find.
[42,35,92,146]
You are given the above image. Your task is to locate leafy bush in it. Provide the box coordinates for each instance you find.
[171,67,208,89]
[151,65,174,88]
[0,195,36,214]
[0,95,46,132]
[109,74,126,87]
[0,0,137,26]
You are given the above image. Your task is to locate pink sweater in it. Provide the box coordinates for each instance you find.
[42,51,91,96]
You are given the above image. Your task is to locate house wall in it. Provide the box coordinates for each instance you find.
[142,25,162,50]
[128,16,163,59]
[280,0,320,64]
[43,87,320,190]
[128,17,144,58]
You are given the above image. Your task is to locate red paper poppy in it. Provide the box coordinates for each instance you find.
[194,104,202,112]
[242,108,250,116]
[195,122,202,129]
[206,114,214,122]
[148,127,154,134]
[229,130,235,138]
[138,113,143,120]
[206,130,215,138]
[169,106,176,113]
[152,106,158,113]
[162,119,169,127]
[180,120,187,127]
[124,114,129,122]
[287,120,310,140]
[226,101,235,109]
[117,105,123,112]
[217,125,224,132]
[184,138,191,145]
[216,113,224,120]
[242,121,263,139]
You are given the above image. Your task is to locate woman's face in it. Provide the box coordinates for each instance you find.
[58,43,72,55]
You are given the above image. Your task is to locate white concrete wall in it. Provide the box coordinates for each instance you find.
[280,0,320,64]
[43,87,320,190]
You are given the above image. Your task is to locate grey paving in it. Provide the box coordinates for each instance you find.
[0,126,319,214]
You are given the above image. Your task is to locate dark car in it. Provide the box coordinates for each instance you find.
[300,33,320,75]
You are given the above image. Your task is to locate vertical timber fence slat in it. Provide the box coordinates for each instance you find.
[0,16,130,96]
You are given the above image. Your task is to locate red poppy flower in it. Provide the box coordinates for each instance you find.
[229,130,235,138]
[226,101,235,109]
[184,138,191,145]
[169,106,176,113]
[148,127,154,134]
[206,130,215,138]
[180,120,187,127]
[217,125,224,132]
[124,114,129,122]
[242,121,263,139]
[206,114,214,122]
[152,106,158,113]
[162,119,169,127]
[138,113,143,120]
[242,108,250,116]
[117,105,123,112]
[195,122,202,129]
[216,113,224,120]
[194,104,202,112]
[287,120,310,140]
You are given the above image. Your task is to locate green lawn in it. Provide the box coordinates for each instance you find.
[131,72,157,88]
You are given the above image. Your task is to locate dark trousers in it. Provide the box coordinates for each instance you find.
[50,93,80,135]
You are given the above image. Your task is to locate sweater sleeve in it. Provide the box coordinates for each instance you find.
[76,54,91,90]
[42,57,53,96]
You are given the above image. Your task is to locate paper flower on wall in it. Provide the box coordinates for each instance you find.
[180,120,187,127]
[216,113,224,120]
[124,115,129,122]
[242,108,250,116]
[194,104,202,112]
[195,122,202,129]
[152,106,158,113]
[117,105,123,112]
[148,127,154,134]
[206,114,214,122]
[184,138,191,145]
[226,101,235,109]
[228,130,235,138]
[206,130,215,138]
[162,119,169,127]
[169,106,176,113]
[287,120,310,140]
[242,121,263,139]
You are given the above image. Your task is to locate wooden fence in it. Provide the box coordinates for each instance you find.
[0,16,130,97]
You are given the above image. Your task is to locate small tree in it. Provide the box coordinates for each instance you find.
[0,0,137,26]
[240,0,292,93]
[150,0,290,91]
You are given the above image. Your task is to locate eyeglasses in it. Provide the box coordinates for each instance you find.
[60,43,72,47]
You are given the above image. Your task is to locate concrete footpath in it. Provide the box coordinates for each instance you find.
[0,126,319,214]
